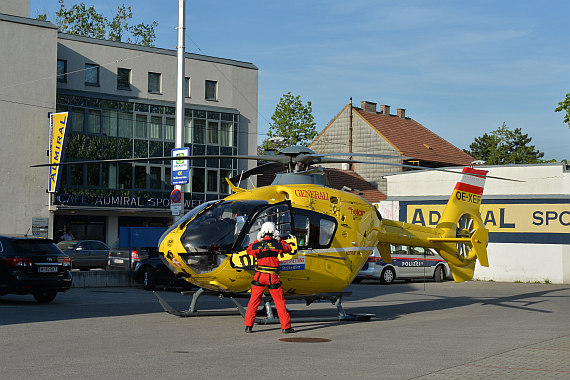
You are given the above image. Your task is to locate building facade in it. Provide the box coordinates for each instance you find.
[0,3,258,245]
[309,100,474,195]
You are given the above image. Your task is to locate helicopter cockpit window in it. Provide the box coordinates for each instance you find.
[180,200,267,254]
[291,209,337,249]
[319,219,336,246]
[238,203,292,250]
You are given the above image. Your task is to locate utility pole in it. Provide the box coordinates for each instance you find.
[174,0,186,220]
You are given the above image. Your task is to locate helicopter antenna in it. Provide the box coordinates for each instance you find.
[349,97,353,170]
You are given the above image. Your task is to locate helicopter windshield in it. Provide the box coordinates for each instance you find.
[180,200,268,254]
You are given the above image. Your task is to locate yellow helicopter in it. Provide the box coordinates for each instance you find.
[152,146,493,320]
[34,146,496,322]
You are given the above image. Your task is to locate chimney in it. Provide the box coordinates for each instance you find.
[380,105,390,115]
[361,101,377,113]
[397,108,406,118]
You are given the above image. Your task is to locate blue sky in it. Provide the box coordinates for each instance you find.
[30,0,570,161]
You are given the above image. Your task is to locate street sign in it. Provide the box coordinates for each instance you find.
[171,189,182,203]
[171,147,190,185]
[170,202,182,216]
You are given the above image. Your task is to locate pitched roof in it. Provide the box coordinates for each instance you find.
[355,108,474,165]
[324,168,386,203]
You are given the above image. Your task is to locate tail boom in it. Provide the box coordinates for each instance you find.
[376,167,490,283]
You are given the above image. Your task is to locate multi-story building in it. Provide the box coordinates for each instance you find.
[0,1,258,244]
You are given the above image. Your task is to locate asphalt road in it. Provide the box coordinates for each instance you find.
[1,281,569,379]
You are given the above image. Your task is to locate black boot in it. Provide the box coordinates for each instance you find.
[281,328,295,334]
[245,326,253,333]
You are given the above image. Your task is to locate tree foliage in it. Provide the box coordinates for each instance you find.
[262,92,318,151]
[555,93,570,128]
[464,122,545,165]
[38,0,158,47]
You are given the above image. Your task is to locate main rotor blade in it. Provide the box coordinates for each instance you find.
[307,153,412,160]
[30,154,290,167]
[337,160,523,182]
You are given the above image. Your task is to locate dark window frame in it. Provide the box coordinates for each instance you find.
[117,68,131,90]
[57,59,67,83]
[205,80,217,101]
[85,63,100,86]
[148,72,162,94]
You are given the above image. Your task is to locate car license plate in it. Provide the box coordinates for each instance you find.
[38,266,58,273]
[113,259,124,263]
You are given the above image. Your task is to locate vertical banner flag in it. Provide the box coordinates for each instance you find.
[171,147,190,185]
[48,112,69,193]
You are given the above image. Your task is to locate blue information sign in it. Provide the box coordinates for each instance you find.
[171,147,190,185]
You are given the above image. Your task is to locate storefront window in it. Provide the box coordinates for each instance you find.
[192,168,205,193]
[118,112,132,138]
[193,119,205,144]
[150,116,162,139]
[135,114,148,138]
[118,164,132,189]
[55,96,239,206]
[220,121,233,146]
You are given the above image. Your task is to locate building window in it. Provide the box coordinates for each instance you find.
[205,80,217,101]
[57,60,67,82]
[85,63,99,86]
[117,68,131,90]
[185,77,191,97]
[148,72,161,94]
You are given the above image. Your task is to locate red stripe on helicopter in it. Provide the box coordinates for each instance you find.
[455,182,484,195]
[454,167,488,195]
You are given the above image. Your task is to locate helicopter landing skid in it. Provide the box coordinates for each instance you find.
[231,292,373,324]
[153,287,242,317]
[153,288,373,322]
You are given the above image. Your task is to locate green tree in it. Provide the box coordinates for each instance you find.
[555,93,570,128]
[464,122,545,164]
[38,0,158,47]
[262,92,318,151]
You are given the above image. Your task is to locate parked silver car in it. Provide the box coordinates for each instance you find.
[355,245,451,284]
[56,240,109,271]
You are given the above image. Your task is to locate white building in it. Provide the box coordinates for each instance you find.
[378,164,570,284]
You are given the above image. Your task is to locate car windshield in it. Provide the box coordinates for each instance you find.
[16,239,62,255]
[57,241,78,250]
[180,200,267,253]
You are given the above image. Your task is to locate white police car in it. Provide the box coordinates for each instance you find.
[354,245,451,284]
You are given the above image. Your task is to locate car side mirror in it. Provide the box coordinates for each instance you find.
[75,247,83,251]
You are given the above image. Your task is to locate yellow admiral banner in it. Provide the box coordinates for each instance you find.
[406,203,570,234]
[48,112,68,193]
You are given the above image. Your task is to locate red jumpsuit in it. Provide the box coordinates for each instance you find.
[244,236,292,329]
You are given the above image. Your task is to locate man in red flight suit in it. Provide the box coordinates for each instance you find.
[244,221,295,334]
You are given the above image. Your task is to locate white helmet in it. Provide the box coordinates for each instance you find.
[260,221,277,237]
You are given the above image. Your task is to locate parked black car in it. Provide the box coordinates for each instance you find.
[0,234,72,303]
[56,240,109,271]
[134,255,194,291]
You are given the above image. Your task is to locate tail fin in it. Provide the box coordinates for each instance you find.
[429,167,489,282]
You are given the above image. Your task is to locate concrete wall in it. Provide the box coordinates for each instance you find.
[379,164,570,284]
[0,15,58,235]
[0,0,29,18]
